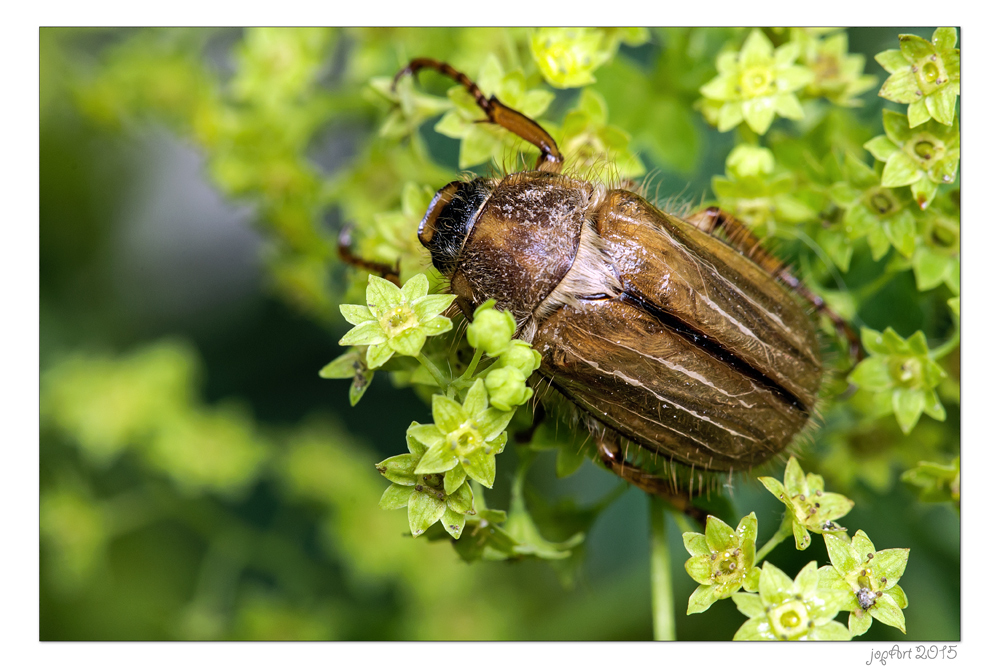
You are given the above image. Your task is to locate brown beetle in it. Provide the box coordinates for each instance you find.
[364,58,857,509]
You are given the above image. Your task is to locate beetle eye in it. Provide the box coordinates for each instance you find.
[418,179,489,276]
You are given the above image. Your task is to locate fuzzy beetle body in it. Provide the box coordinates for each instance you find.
[420,170,822,473]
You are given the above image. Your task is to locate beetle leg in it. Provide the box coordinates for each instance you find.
[686,207,862,362]
[596,436,708,526]
[393,58,564,173]
[338,225,401,287]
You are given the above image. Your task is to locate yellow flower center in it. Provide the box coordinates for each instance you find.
[740,65,775,98]
[768,599,810,640]
[379,305,419,337]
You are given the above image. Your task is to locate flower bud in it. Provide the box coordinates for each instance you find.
[485,366,532,412]
[468,306,516,356]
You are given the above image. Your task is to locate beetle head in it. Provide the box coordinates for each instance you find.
[418,179,491,277]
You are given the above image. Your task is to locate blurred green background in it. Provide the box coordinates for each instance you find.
[39,27,958,641]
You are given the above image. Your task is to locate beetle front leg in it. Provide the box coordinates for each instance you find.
[596,436,708,526]
[685,207,862,362]
[337,225,401,287]
[393,58,564,173]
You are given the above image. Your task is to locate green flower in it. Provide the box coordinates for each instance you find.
[376,427,477,538]
[796,30,877,107]
[370,75,453,141]
[828,152,917,262]
[848,327,947,434]
[819,530,909,636]
[319,348,374,406]
[760,457,853,550]
[733,562,851,640]
[901,457,960,507]
[712,144,818,233]
[531,27,649,89]
[557,89,644,181]
[338,273,455,369]
[467,301,517,357]
[699,29,813,134]
[909,192,960,294]
[864,109,959,209]
[434,56,554,169]
[407,379,513,488]
[683,513,760,613]
[876,28,960,127]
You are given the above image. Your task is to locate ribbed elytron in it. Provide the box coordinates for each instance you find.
[379,58,856,507]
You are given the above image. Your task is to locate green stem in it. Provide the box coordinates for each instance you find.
[649,496,675,641]
[417,352,450,391]
[460,347,485,381]
[930,324,961,360]
[754,514,792,565]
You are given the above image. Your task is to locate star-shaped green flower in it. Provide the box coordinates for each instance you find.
[876,28,960,127]
[338,273,455,369]
[901,457,960,507]
[699,29,813,135]
[407,379,513,489]
[530,28,648,89]
[711,144,817,233]
[828,152,917,263]
[760,457,854,550]
[376,426,477,538]
[864,109,959,209]
[796,30,877,107]
[733,562,851,640]
[683,513,760,614]
[848,327,947,434]
[557,89,644,181]
[433,56,554,169]
[909,192,960,294]
[819,530,909,636]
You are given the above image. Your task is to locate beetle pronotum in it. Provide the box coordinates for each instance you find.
[348,57,858,513]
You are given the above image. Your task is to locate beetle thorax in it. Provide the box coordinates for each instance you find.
[422,172,599,324]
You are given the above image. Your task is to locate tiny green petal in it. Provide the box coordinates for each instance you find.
[462,446,497,488]
[408,490,447,536]
[378,483,412,510]
[892,387,926,434]
[400,272,429,302]
[443,465,467,496]
[413,440,460,475]
[870,591,906,633]
[683,531,710,557]
[339,320,386,347]
[365,340,395,369]
[366,274,402,314]
[431,394,465,433]
[733,591,766,618]
[339,303,375,326]
[441,508,467,539]
[849,609,874,636]
[687,584,718,614]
